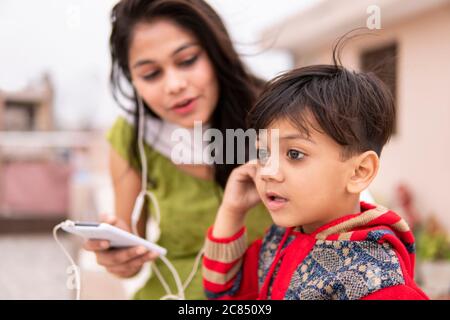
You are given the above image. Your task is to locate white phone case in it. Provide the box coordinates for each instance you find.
[62,222,167,256]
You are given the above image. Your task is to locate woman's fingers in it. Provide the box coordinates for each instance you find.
[96,246,145,267]
[99,214,131,232]
[99,214,117,225]
[105,251,159,277]
[95,246,159,267]
[83,239,110,252]
[83,214,159,278]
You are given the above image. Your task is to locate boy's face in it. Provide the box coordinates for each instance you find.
[254,115,359,232]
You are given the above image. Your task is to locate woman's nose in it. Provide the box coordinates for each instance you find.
[165,69,187,95]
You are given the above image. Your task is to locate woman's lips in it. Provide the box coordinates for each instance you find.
[265,192,288,211]
[171,97,197,115]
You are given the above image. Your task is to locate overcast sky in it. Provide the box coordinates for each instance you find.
[0,0,316,129]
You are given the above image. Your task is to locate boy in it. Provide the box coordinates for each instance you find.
[202,64,428,300]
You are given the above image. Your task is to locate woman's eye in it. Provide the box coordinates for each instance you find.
[143,70,160,81]
[179,55,198,67]
[287,149,305,160]
[257,148,270,164]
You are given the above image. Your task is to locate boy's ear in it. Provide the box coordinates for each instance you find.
[346,151,379,194]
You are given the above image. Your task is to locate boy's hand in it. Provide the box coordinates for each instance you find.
[213,161,261,238]
[222,160,261,215]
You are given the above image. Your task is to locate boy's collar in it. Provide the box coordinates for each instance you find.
[293,201,381,238]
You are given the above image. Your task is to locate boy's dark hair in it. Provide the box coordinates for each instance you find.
[247,61,396,158]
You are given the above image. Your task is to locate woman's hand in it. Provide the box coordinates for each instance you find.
[212,161,262,238]
[83,215,159,278]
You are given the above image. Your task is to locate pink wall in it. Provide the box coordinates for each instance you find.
[0,161,72,217]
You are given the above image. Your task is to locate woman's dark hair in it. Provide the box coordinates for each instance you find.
[248,49,396,158]
[110,0,263,188]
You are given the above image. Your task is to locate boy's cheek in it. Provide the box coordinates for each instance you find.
[253,177,265,197]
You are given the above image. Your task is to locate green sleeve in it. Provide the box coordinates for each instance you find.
[106,116,141,171]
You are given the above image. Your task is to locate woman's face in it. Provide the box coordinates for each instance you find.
[128,19,220,128]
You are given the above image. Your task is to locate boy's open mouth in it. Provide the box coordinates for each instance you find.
[267,195,287,202]
[266,191,288,202]
[265,191,288,211]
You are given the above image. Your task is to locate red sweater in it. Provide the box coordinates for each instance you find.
[202,202,428,300]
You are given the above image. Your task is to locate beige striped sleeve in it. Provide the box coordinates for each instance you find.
[203,229,248,286]
[204,230,248,264]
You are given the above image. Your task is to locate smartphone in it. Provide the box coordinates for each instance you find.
[61,221,167,256]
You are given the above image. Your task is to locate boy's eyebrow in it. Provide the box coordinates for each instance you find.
[279,134,316,144]
[132,43,199,69]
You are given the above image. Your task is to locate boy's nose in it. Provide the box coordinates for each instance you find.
[259,156,284,182]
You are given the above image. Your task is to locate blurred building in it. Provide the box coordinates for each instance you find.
[263,0,450,232]
[0,74,53,131]
[0,75,109,233]
[0,73,112,299]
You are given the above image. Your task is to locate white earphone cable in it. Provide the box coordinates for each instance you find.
[53,222,81,300]
[133,94,204,300]
[54,93,204,301]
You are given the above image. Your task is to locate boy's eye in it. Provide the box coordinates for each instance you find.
[287,149,305,160]
[179,55,198,67]
[257,148,270,164]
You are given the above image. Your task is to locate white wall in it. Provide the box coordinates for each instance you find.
[295,4,450,231]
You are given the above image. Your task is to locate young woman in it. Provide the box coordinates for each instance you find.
[83,0,271,300]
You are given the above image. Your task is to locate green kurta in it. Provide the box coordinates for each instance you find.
[107,117,272,300]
